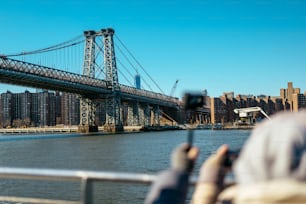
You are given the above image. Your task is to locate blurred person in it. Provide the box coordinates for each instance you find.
[145,143,199,204]
[192,110,306,204]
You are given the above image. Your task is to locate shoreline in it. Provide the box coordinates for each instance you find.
[0,125,253,134]
[0,126,143,134]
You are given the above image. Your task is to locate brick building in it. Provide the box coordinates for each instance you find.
[210,82,306,125]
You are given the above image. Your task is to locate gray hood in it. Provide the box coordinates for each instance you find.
[234,110,306,185]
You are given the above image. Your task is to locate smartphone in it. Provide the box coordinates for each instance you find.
[223,149,240,167]
[184,92,205,146]
[184,93,205,110]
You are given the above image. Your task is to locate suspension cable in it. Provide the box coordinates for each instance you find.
[115,43,139,74]
[5,35,83,57]
[114,35,165,94]
[115,43,154,91]
[118,69,134,87]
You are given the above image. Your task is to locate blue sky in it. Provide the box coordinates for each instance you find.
[0,0,306,98]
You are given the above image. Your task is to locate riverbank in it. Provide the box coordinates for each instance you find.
[0,127,78,134]
[0,125,143,134]
[0,124,253,134]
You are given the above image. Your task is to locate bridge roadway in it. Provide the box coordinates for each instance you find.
[0,57,179,108]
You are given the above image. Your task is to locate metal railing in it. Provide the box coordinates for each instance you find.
[0,167,160,204]
[0,167,234,204]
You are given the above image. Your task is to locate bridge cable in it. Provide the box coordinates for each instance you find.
[116,58,136,84]
[95,39,138,87]
[114,35,165,94]
[118,69,134,87]
[114,43,154,91]
[5,35,83,57]
[115,43,139,75]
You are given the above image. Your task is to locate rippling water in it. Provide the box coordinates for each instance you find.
[0,129,250,203]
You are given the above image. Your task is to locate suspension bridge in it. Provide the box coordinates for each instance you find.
[0,28,181,132]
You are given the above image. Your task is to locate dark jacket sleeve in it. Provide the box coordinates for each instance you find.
[144,169,189,204]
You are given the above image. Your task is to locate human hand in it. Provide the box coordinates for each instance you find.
[171,143,199,173]
[198,144,229,186]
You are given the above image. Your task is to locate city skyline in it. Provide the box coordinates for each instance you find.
[1,81,304,128]
[1,1,306,97]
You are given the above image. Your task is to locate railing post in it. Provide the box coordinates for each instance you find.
[80,177,94,204]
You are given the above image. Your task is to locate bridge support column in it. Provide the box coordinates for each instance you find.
[78,98,98,133]
[139,104,150,127]
[127,102,139,126]
[104,93,123,132]
[152,105,160,126]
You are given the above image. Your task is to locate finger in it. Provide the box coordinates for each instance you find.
[177,143,190,151]
[215,144,229,163]
[187,146,199,161]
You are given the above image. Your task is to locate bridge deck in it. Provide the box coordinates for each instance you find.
[0,57,179,108]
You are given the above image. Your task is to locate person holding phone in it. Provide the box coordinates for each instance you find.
[146,110,306,204]
[191,110,306,204]
[144,143,199,204]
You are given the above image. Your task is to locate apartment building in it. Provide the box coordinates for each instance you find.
[210,82,306,125]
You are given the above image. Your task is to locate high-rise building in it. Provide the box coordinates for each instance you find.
[280,82,303,111]
[39,90,56,127]
[135,74,141,89]
[61,93,80,126]
[210,97,227,124]
[10,91,32,127]
[55,92,62,124]
[0,91,13,128]
[293,93,306,112]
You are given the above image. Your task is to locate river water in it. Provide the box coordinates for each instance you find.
[0,129,251,204]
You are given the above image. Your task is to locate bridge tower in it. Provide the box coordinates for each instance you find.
[78,30,98,133]
[102,28,123,132]
[78,28,123,133]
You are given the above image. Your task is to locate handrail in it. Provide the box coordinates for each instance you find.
[0,167,157,204]
[0,167,233,203]
[0,167,157,183]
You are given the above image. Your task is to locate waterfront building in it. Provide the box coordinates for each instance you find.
[210,97,227,124]
[210,82,306,125]
[0,90,58,127]
[0,91,13,128]
[11,91,32,127]
[39,90,56,127]
[55,92,62,124]
[293,93,306,112]
[0,81,305,128]
[280,82,303,111]
[61,93,80,126]
[31,92,40,126]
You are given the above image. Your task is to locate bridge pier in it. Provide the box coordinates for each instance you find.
[139,103,150,126]
[152,105,160,126]
[78,125,98,133]
[127,102,140,126]
[104,124,124,132]
[79,98,98,133]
